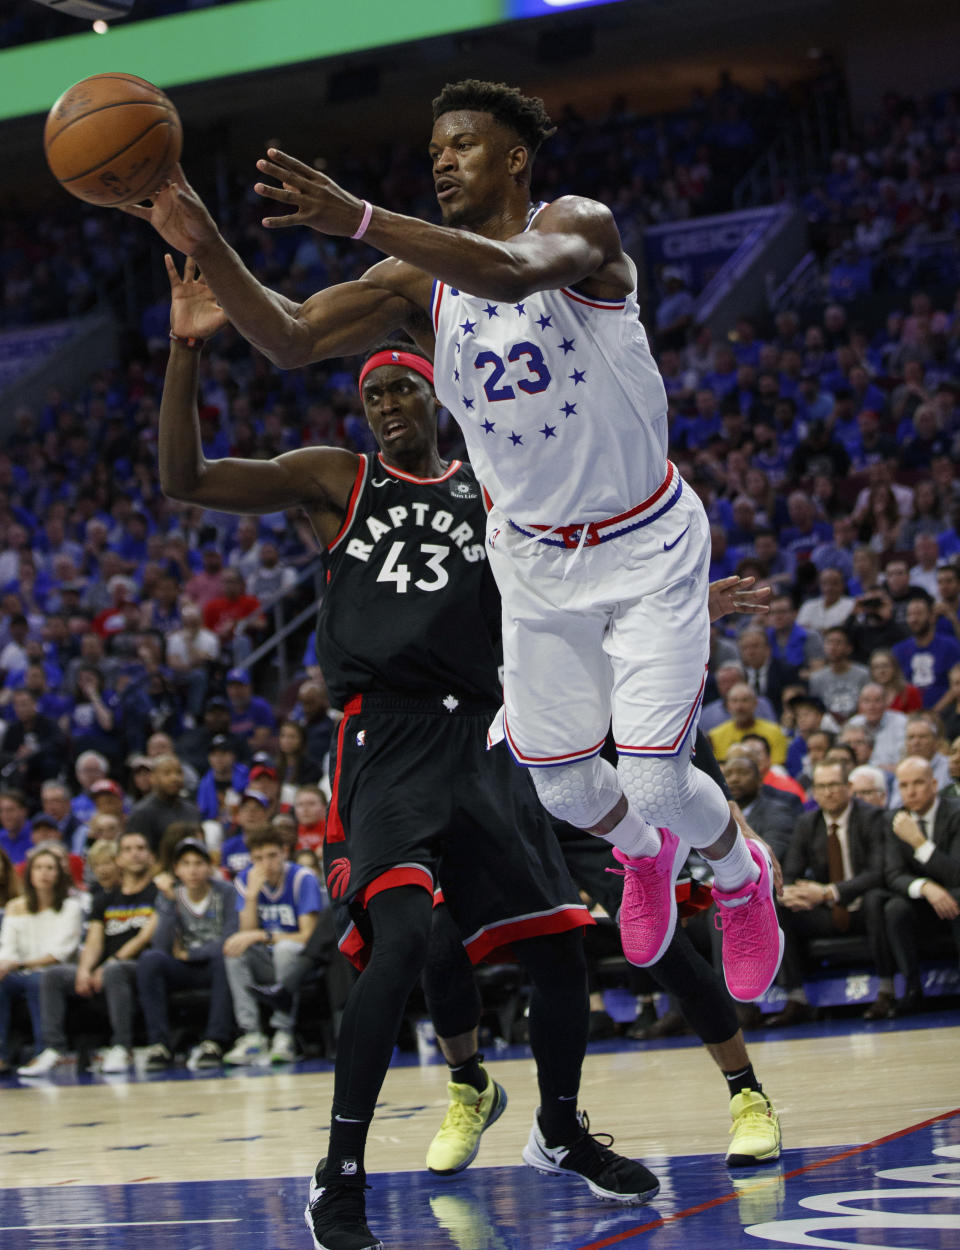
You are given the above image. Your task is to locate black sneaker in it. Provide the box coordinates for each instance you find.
[304,1161,382,1250]
[522,1110,660,1204]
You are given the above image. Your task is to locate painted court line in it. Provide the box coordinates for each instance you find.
[575,1106,960,1250]
[0,1219,241,1231]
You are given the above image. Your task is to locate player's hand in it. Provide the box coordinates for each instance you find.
[165,254,228,341]
[708,576,772,624]
[921,881,960,919]
[118,164,219,255]
[255,149,369,237]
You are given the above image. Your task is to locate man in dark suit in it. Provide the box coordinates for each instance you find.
[721,754,797,861]
[770,760,894,1024]
[737,628,799,718]
[883,756,960,1012]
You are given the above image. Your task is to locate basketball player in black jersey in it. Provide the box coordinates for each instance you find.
[159,257,662,1250]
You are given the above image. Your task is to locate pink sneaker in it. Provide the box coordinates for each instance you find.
[712,840,784,1002]
[611,828,687,967]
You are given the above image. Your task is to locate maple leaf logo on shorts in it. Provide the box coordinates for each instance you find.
[327,857,352,899]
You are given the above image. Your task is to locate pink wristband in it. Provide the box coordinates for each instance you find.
[351,199,373,240]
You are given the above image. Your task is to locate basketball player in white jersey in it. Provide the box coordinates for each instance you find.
[123,79,782,1007]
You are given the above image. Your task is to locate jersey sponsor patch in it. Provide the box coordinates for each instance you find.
[449,480,478,499]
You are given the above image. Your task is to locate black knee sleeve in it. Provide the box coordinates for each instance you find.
[649,924,738,1045]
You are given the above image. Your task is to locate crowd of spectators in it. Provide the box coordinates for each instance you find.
[0,74,958,1074]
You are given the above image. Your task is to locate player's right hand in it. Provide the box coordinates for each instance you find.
[119,164,219,255]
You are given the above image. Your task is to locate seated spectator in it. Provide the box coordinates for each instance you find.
[770,761,893,1025]
[837,723,876,771]
[292,679,336,766]
[220,789,272,878]
[175,696,243,777]
[196,735,248,823]
[700,663,776,734]
[248,541,296,601]
[849,765,890,809]
[781,492,833,564]
[294,786,327,855]
[809,627,870,723]
[225,668,276,753]
[933,564,960,644]
[889,714,952,807]
[38,780,87,858]
[796,566,856,634]
[940,665,960,744]
[185,547,226,609]
[202,570,263,666]
[736,627,798,718]
[943,737,960,802]
[0,689,67,798]
[165,602,219,721]
[734,735,805,808]
[845,590,907,664]
[0,846,83,1072]
[17,831,158,1076]
[848,683,907,773]
[127,755,201,855]
[709,682,789,764]
[88,779,126,828]
[721,753,796,859]
[68,666,119,764]
[276,721,323,810]
[810,516,858,583]
[71,751,110,824]
[222,826,321,1065]
[126,754,155,803]
[849,545,882,599]
[0,790,32,866]
[882,757,960,1014]
[869,648,923,714]
[796,727,837,791]
[26,818,85,888]
[85,836,120,900]
[766,594,824,674]
[136,837,238,1071]
[247,756,280,816]
[892,596,960,711]
[269,812,299,861]
[750,529,796,592]
[909,533,943,599]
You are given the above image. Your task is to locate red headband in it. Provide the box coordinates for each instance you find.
[358,350,434,396]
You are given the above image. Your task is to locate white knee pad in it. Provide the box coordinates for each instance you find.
[530,755,622,830]
[617,754,728,847]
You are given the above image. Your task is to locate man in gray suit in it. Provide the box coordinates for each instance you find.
[771,761,894,1024]
[883,756,960,1013]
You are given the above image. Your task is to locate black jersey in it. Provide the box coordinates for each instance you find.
[317,454,503,707]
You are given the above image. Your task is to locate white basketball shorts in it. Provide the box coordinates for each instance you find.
[485,474,711,766]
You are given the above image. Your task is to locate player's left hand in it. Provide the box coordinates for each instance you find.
[708,576,772,624]
[255,149,370,237]
[165,254,227,341]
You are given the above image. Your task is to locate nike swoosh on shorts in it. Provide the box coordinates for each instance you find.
[663,525,690,552]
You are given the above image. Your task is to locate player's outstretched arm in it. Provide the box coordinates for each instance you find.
[122,166,427,369]
[255,149,627,303]
[158,256,358,516]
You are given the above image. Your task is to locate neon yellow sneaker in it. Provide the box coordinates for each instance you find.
[426,1072,507,1175]
[726,1088,781,1167]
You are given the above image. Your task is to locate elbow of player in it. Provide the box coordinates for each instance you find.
[159,465,205,505]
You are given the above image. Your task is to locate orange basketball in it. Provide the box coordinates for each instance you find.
[44,72,182,207]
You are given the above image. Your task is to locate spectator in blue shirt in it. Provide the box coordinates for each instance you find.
[226,668,276,752]
[781,492,833,563]
[892,596,960,712]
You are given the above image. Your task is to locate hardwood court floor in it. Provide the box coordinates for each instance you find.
[1,1015,958,1191]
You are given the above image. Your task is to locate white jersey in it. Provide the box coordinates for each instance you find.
[431,206,669,525]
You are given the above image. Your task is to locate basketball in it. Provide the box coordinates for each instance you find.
[43,72,182,207]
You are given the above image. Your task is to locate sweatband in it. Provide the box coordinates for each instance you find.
[351,199,374,240]
[358,350,435,396]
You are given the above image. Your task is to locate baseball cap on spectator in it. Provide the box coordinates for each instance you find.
[209,734,236,752]
[30,814,60,834]
[107,574,137,598]
[127,754,152,770]
[250,761,278,782]
[91,779,124,798]
[207,696,230,710]
[787,693,826,714]
[226,668,251,685]
[240,789,271,809]
[173,837,211,864]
